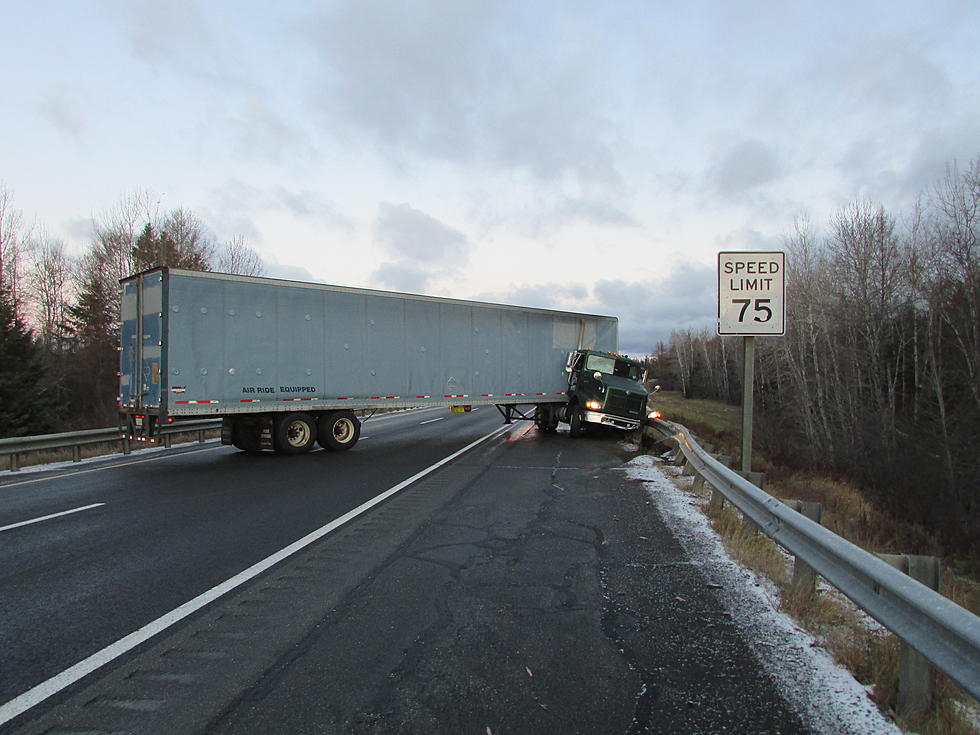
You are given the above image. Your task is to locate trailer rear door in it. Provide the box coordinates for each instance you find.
[118,270,165,411]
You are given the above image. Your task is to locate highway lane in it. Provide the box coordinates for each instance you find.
[0,406,504,707]
[2,417,838,735]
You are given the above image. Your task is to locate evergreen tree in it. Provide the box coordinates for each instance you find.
[64,251,120,428]
[0,286,50,437]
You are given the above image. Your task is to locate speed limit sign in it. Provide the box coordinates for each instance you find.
[717,252,786,335]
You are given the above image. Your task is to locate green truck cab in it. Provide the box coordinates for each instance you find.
[533,349,650,435]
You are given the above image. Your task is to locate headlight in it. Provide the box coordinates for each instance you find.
[585,400,602,410]
[647,410,662,419]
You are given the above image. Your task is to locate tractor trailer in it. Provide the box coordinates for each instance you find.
[118,268,650,454]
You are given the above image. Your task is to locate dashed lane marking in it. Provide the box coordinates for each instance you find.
[0,503,106,533]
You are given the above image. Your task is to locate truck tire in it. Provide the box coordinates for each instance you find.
[317,411,360,451]
[535,405,558,433]
[274,412,317,454]
[232,420,262,453]
[568,406,587,437]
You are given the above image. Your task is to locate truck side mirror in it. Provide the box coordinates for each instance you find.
[653,384,661,393]
[593,371,603,381]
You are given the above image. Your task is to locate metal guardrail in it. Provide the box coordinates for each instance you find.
[0,420,223,472]
[649,418,980,701]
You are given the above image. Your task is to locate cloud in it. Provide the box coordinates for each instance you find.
[298,3,626,192]
[591,264,716,353]
[102,0,247,87]
[371,262,431,294]
[475,282,590,312]
[482,262,717,356]
[262,261,319,283]
[712,140,782,200]
[204,180,352,242]
[373,202,468,263]
[229,101,321,166]
[370,202,470,293]
[36,86,87,145]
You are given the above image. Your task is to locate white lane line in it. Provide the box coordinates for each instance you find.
[0,503,106,534]
[0,422,510,727]
[419,417,445,425]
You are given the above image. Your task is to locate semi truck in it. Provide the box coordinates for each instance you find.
[118,268,650,454]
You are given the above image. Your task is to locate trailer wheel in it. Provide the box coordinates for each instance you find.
[535,405,558,433]
[274,412,317,454]
[232,421,262,453]
[568,406,587,437]
[317,411,360,451]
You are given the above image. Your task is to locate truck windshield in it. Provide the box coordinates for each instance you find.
[585,354,642,382]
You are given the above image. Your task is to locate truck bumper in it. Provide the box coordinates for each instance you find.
[120,413,160,443]
[582,411,641,431]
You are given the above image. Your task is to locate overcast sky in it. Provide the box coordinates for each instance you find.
[2,1,978,354]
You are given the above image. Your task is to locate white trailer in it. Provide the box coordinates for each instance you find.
[119,268,621,453]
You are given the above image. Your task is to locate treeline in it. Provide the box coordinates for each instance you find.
[0,190,263,435]
[654,157,979,555]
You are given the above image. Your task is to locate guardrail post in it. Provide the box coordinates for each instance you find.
[163,433,173,449]
[877,553,940,716]
[709,482,725,510]
[10,452,19,472]
[736,472,766,534]
[121,438,131,456]
[197,429,205,443]
[706,454,732,509]
[72,445,81,463]
[780,500,823,593]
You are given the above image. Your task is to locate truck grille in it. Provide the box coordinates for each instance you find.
[605,389,645,418]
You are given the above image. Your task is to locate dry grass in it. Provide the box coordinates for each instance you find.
[697,484,979,734]
[650,390,740,441]
[652,390,980,733]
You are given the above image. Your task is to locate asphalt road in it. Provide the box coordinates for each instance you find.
[1,408,821,734]
[0,408,501,706]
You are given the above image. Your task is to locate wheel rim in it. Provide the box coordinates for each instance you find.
[333,418,354,443]
[286,420,312,447]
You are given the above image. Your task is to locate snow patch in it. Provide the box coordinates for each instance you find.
[628,459,901,735]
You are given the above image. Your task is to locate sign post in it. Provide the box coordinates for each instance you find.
[717,252,786,473]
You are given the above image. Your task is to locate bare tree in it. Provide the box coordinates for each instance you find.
[927,158,980,411]
[158,207,214,270]
[25,230,73,345]
[92,189,157,283]
[216,234,265,276]
[0,184,27,310]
